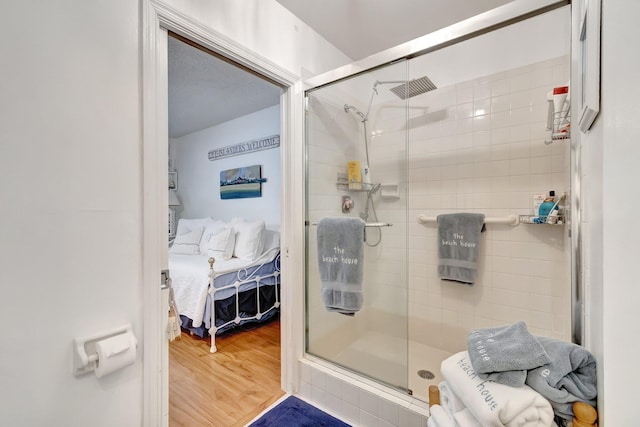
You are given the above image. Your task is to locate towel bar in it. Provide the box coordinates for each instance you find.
[417,214,519,226]
[309,221,393,228]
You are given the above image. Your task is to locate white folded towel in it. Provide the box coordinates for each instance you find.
[438,381,466,415]
[453,408,483,427]
[441,351,554,427]
[427,404,456,427]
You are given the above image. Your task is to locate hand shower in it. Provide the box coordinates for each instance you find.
[344,104,367,121]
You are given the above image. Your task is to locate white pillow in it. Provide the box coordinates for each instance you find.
[178,217,212,230]
[170,223,205,255]
[202,226,235,260]
[233,219,266,261]
[198,220,226,254]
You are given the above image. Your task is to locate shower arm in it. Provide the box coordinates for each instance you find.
[359,79,409,166]
[365,80,408,117]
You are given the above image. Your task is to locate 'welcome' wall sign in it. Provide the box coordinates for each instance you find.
[208,134,280,161]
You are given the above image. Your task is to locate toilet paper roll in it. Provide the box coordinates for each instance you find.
[94,332,137,378]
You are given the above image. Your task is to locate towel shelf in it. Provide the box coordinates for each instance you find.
[309,221,392,228]
[417,214,519,226]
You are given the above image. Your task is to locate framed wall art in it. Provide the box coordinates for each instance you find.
[219,165,266,199]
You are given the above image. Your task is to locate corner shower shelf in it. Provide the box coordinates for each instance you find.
[518,215,566,225]
[336,182,379,192]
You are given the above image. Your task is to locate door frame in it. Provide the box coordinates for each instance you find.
[141,1,303,425]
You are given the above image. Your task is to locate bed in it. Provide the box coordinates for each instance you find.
[168,217,281,353]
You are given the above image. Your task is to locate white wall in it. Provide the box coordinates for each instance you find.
[171,106,281,227]
[0,1,143,425]
[578,0,640,424]
[0,0,348,425]
[164,0,352,75]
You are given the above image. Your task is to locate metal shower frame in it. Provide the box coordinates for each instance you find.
[303,0,582,345]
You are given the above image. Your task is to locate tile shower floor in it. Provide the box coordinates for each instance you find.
[332,331,452,402]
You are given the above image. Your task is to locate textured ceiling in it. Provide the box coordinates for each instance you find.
[168,36,281,138]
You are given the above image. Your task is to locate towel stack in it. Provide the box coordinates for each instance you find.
[428,322,597,427]
[429,351,555,427]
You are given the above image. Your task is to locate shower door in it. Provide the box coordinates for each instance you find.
[305,60,411,392]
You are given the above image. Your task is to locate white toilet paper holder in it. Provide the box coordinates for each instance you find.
[73,324,137,377]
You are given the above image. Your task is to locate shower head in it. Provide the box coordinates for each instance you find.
[389,76,437,100]
[344,104,367,121]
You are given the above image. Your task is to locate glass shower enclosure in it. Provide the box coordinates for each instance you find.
[305,59,412,393]
[304,4,572,404]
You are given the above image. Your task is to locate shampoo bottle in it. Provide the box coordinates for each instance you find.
[347,160,362,190]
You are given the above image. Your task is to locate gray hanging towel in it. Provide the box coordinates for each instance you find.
[317,217,365,315]
[437,213,485,284]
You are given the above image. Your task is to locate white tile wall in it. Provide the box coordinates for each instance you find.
[407,55,572,352]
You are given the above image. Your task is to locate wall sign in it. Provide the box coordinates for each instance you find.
[208,134,280,161]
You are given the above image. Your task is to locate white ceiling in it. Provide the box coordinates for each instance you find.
[274,0,512,60]
[168,0,512,138]
[168,36,281,138]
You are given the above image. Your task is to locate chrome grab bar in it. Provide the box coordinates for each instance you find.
[417,214,519,226]
[309,221,392,228]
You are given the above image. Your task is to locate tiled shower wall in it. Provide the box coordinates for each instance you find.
[404,55,572,353]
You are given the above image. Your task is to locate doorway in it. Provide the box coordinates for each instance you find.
[167,32,285,425]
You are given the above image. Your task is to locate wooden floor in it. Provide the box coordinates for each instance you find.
[169,318,285,427]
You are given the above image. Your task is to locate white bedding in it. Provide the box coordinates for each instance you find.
[168,231,280,328]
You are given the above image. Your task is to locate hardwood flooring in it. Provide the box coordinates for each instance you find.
[169,318,284,427]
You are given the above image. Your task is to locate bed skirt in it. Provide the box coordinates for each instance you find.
[180,284,280,338]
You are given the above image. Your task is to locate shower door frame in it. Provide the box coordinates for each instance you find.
[301,0,581,397]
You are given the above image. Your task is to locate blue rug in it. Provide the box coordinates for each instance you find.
[249,396,351,427]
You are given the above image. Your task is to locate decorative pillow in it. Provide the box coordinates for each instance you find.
[198,220,226,254]
[233,219,266,261]
[202,226,235,260]
[169,223,205,255]
[177,217,212,230]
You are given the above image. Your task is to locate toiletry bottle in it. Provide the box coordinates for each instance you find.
[347,160,362,190]
[361,163,371,185]
[538,190,558,221]
[552,86,568,119]
[532,194,545,216]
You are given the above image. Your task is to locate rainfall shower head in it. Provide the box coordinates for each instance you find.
[389,76,437,100]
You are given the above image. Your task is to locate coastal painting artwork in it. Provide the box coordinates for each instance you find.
[220,165,266,199]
